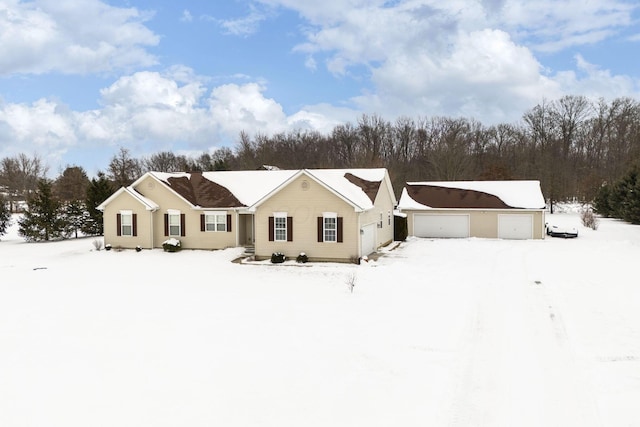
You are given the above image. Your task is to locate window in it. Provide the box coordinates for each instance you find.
[275,216,287,241]
[120,211,133,236]
[269,213,292,242]
[323,213,337,242]
[168,211,181,236]
[318,214,343,243]
[205,213,227,232]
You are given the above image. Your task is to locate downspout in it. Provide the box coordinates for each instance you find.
[235,211,239,247]
[150,210,155,249]
[357,211,362,259]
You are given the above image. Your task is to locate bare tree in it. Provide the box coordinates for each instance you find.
[54,165,90,202]
[107,147,142,188]
[0,153,48,212]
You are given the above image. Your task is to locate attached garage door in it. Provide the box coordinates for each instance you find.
[413,214,469,238]
[361,223,377,256]
[498,214,533,239]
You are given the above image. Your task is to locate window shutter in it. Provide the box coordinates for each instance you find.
[164,214,169,236]
[132,214,137,236]
[200,214,205,232]
[180,214,186,236]
[227,214,232,232]
[337,217,343,243]
[287,217,293,242]
[317,217,323,242]
[116,213,122,236]
[268,217,274,241]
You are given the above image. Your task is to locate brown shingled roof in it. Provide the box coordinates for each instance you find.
[344,173,381,204]
[406,184,513,209]
[165,173,245,208]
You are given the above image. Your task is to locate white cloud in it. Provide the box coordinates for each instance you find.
[262,0,639,123]
[0,69,349,173]
[553,54,639,100]
[217,4,269,37]
[181,10,193,23]
[208,83,289,136]
[501,0,635,52]
[0,0,159,76]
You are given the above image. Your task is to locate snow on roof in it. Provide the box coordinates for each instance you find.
[97,186,159,211]
[306,168,388,210]
[150,168,387,211]
[398,180,545,210]
[201,170,299,207]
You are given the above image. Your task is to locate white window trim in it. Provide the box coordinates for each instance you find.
[205,211,227,232]
[323,212,337,243]
[120,210,133,237]
[168,210,181,237]
[274,212,287,242]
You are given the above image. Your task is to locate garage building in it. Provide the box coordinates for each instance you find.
[397,180,546,240]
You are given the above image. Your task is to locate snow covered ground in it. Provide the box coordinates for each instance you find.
[1,211,639,427]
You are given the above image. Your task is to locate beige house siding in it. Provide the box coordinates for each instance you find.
[405,209,545,239]
[254,174,360,262]
[104,176,239,250]
[143,177,238,250]
[101,169,396,259]
[102,191,154,249]
[359,177,396,249]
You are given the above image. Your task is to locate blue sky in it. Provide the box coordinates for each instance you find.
[1,0,639,177]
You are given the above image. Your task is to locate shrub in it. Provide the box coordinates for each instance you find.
[162,238,182,252]
[271,252,285,263]
[296,252,308,263]
[135,245,142,252]
[580,208,599,230]
[105,244,112,251]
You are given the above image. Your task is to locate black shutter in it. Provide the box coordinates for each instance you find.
[200,214,205,232]
[164,214,169,236]
[180,214,186,237]
[132,214,137,236]
[317,217,323,242]
[116,213,122,236]
[227,214,232,232]
[337,217,343,243]
[268,217,274,241]
[287,217,293,242]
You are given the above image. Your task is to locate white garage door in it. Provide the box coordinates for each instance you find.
[413,214,469,238]
[361,223,377,256]
[498,214,533,239]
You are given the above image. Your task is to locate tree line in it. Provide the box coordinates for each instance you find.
[104,95,640,204]
[2,94,640,240]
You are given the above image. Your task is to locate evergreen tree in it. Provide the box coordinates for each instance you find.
[82,172,113,236]
[593,184,613,218]
[61,200,87,238]
[594,165,640,224]
[0,195,11,238]
[18,179,65,241]
[616,166,640,224]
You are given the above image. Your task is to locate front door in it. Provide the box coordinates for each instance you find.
[238,214,255,246]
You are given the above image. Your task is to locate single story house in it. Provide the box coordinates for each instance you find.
[97,168,397,262]
[397,180,546,239]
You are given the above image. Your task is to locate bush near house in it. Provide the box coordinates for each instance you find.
[271,252,285,263]
[162,238,181,252]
